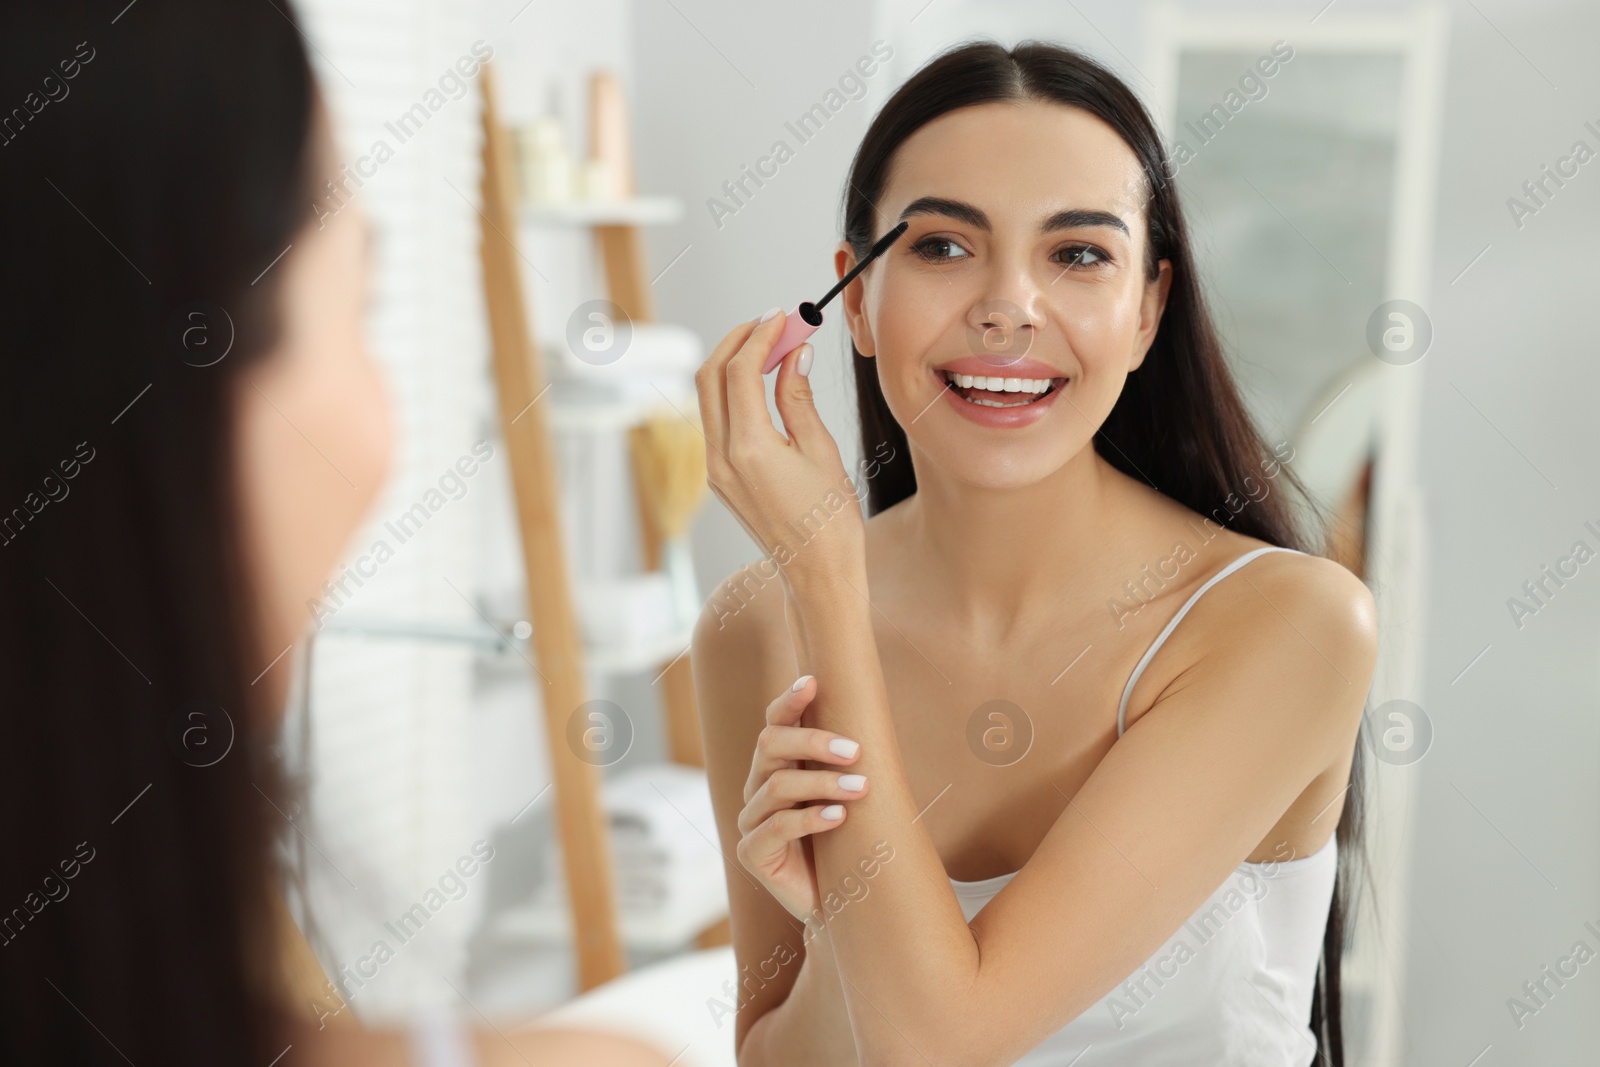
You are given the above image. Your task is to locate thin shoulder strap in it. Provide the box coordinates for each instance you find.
[1116,546,1301,737]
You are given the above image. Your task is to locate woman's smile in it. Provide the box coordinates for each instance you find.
[932,354,1070,426]
[937,368,1067,427]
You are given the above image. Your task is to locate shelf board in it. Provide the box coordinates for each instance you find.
[585,623,692,676]
[318,615,512,652]
[317,613,692,677]
[547,397,648,432]
[521,196,684,227]
[490,884,728,954]
[547,392,696,433]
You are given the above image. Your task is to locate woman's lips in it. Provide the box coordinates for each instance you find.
[935,355,1063,380]
[935,366,1066,429]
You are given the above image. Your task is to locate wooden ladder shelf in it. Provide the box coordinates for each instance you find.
[474,63,720,992]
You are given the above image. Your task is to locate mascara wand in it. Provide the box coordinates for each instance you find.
[761,220,910,373]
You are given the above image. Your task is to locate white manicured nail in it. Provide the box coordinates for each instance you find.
[828,737,859,759]
[837,774,866,792]
[759,306,782,323]
[820,804,845,820]
[796,342,814,377]
[791,674,812,692]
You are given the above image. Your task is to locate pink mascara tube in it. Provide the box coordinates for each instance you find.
[761,220,910,374]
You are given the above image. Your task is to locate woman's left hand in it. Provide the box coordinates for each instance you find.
[695,310,866,588]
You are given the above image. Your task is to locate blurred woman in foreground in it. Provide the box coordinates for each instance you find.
[0,3,667,1064]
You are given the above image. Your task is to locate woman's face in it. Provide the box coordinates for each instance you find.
[840,99,1171,490]
[233,116,393,693]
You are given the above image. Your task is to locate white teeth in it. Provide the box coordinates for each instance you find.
[946,371,1053,393]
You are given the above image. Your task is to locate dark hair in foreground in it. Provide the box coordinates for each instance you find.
[844,40,1367,1064]
[0,2,314,1063]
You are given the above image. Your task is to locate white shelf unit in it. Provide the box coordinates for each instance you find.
[522,195,685,227]
[530,195,702,687]
[516,187,727,959]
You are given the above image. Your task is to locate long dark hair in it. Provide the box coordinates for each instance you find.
[0,2,315,1063]
[843,40,1366,1063]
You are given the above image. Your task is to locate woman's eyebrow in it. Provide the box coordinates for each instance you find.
[1041,208,1129,236]
[897,196,1129,237]
[898,196,990,230]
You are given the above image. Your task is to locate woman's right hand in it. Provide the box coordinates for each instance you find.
[736,675,868,923]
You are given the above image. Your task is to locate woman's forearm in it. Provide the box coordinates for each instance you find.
[738,927,859,1067]
[781,564,983,1061]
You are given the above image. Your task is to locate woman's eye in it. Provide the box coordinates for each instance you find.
[1054,244,1107,270]
[911,236,970,261]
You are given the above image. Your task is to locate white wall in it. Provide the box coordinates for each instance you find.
[1408,1,1600,1060]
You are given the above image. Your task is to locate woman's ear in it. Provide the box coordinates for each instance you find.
[1127,258,1172,373]
[836,242,877,358]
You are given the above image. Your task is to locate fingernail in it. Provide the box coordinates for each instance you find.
[820,804,845,820]
[828,737,859,758]
[759,306,783,323]
[791,674,812,692]
[837,774,866,792]
[796,342,814,378]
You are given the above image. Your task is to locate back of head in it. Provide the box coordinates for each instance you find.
[0,2,314,1061]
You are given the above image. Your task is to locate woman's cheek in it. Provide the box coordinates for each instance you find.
[872,290,944,392]
[1062,295,1140,378]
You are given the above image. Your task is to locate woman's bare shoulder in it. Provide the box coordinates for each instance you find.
[691,558,792,733]
[1190,543,1378,691]
[1123,456,1376,651]
[1233,546,1374,639]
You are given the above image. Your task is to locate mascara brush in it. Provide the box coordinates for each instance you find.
[761,220,910,373]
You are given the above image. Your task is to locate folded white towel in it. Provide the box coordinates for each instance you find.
[534,762,726,918]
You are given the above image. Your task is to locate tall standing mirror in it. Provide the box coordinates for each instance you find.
[1146,5,1448,1061]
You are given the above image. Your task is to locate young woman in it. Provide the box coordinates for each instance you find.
[0,4,667,1066]
[693,41,1377,1066]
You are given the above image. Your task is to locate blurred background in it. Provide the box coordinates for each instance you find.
[278,0,1598,1063]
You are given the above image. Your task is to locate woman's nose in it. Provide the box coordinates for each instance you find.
[965,297,1039,359]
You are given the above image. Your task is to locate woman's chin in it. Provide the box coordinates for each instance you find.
[902,423,1093,493]
[926,454,1071,494]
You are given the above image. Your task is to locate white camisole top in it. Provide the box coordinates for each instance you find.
[948,546,1338,1066]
